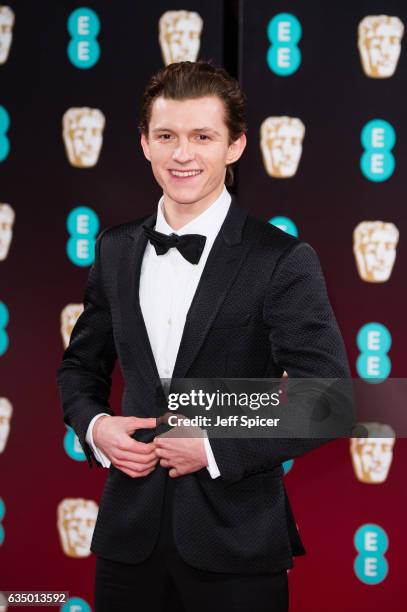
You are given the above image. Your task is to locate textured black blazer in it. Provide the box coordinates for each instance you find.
[56,197,351,573]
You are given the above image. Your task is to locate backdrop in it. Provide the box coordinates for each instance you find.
[0,1,405,611]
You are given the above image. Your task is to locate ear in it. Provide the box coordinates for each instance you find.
[140,133,151,161]
[226,133,247,165]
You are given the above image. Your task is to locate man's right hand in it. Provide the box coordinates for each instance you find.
[93,416,159,478]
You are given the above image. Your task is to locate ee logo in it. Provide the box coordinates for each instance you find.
[360,119,395,182]
[0,497,5,545]
[61,597,91,612]
[0,105,10,162]
[269,216,298,237]
[267,13,302,76]
[66,206,99,267]
[354,523,388,585]
[356,322,391,382]
[64,426,86,462]
[0,301,9,356]
[67,7,100,69]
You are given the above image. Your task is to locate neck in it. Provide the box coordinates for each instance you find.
[162,184,224,231]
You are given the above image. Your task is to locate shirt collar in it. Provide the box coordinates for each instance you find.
[155,185,231,240]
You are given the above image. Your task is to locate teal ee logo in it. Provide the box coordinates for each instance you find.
[61,597,91,612]
[0,105,10,162]
[267,13,302,76]
[283,459,294,474]
[361,119,395,182]
[0,497,5,545]
[64,426,86,462]
[66,206,99,267]
[0,301,9,356]
[356,322,391,382]
[269,216,298,237]
[67,7,100,69]
[354,523,388,584]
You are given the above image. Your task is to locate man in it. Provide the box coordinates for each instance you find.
[57,61,351,612]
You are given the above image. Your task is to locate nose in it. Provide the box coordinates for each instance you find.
[172,137,194,163]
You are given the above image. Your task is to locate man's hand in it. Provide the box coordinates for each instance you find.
[93,415,159,478]
[154,414,208,478]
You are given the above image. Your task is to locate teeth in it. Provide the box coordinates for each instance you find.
[170,170,201,177]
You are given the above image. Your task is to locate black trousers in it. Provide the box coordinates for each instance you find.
[94,475,289,612]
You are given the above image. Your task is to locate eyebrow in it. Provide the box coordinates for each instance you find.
[151,127,222,137]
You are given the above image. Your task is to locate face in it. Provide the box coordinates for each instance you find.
[260,117,305,178]
[353,221,399,282]
[159,10,203,65]
[63,108,105,167]
[358,16,404,78]
[140,96,246,209]
[351,438,394,483]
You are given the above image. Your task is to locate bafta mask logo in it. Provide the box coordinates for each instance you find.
[0,203,14,261]
[353,221,399,282]
[358,16,404,78]
[61,303,84,349]
[0,397,12,453]
[62,107,105,168]
[0,6,14,65]
[350,423,395,483]
[57,498,98,558]
[159,10,203,65]
[260,116,305,178]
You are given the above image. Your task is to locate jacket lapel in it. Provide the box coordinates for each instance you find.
[119,199,250,390]
[172,200,250,379]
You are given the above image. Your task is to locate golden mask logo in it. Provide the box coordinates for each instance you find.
[62,107,105,168]
[57,498,98,558]
[0,397,12,454]
[60,304,84,349]
[358,15,404,78]
[350,423,395,483]
[260,116,305,178]
[353,221,399,282]
[0,203,14,261]
[159,10,203,65]
[0,5,14,65]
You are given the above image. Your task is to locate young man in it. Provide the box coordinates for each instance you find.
[57,61,350,612]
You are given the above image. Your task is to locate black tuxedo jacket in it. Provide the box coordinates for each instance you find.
[56,197,351,573]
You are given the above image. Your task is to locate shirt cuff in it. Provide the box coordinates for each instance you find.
[202,430,221,479]
[85,413,112,468]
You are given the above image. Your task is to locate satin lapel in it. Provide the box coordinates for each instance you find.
[117,212,162,391]
[172,202,250,380]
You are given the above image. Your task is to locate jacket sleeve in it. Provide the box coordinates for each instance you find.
[56,228,117,468]
[208,241,353,485]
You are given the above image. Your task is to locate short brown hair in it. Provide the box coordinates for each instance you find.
[139,60,247,186]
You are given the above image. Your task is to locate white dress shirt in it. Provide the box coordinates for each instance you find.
[85,185,233,478]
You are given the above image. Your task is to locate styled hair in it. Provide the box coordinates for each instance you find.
[139,60,247,186]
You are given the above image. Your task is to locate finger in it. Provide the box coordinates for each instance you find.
[126,417,157,432]
[154,448,172,459]
[118,465,156,478]
[169,468,179,478]
[116,459,158,473]
[119,438,157,455]
[113,449,157,463]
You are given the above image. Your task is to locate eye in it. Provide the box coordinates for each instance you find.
[158,134,173,141]
[196,134,210,141]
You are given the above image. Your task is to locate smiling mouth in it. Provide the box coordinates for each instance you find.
[169,169,203,178]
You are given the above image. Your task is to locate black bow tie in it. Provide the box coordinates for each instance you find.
[142,225,207,265]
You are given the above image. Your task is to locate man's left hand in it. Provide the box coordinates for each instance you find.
[153,414,208,478]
